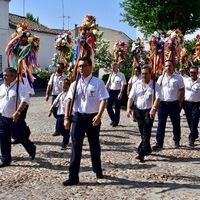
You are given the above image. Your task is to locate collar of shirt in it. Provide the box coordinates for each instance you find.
[6,79,17,87]
[80,74,92,83]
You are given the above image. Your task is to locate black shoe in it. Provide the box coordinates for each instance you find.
[61,145,67,150]
[0,161,10,168]
[96,173,104,179]
[52,131,60,136]
[174,142,180,149]
[112,123,118,127]
[62,178,79,186]
[152,144,163,150]
[135,155,145,162]
[29,145,36,161]
[110,121,114,125]
[189,141,195,147]
[11,139,20,144]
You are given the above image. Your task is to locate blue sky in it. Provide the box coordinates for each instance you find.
[9,0,136,39]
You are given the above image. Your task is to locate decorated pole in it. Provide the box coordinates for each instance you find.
[149,32,164,103]
[5,21,40,109]
[68,15,99,118]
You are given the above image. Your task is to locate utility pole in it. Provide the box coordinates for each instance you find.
[67,16,71,29]
[23,0,25,17]
[62,0,65,30]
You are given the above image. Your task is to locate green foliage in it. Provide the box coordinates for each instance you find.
[183,39,196,57]
[37,68,52,80]
[26,13,39,23]
[93,32,114,76]
[120,0,200,37]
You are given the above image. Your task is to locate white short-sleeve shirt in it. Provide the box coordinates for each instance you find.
[67,74,109,113]
[157,73,185,101]
[107,72,127,90]
[0,80,30,118]
[129,79,161,110]
[128,75,141,84]
[48,73,68,95]
[184,77,200,102]
[53,91,68,115]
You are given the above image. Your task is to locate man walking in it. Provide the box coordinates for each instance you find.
[106,62,126,127]
[153,60,185,150]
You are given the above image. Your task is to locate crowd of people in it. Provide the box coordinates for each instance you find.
[0,57,199,187]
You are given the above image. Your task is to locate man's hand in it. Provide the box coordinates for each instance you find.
[64,118,71,130]
[45,94,49,101]
[92,115,101,126]
[12,111,20,122]
[126,108,132,118]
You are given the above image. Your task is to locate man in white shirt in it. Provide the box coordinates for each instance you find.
[106,62,127,127]
[183,66,200,146]
[0,68,36,167]
[127,65,161,162]
[45,63,68,136]
[153,60,185,150]
[63,57,109,186]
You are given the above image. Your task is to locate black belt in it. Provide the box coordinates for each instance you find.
[76,112,97,117]
[161,100,179,104]
[185,101,200,104]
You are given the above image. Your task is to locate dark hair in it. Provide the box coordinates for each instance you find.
[78,57,92,66]
[165,60,174,65]
[62,78,70,85]
[56,62,65,69]
[190,65,199,73]
[4,67,17,75]
[141,65,151,73]
[134,66,141,73]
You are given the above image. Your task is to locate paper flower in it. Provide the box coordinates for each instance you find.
[113,40,129,63]
[5,20,40,85]
[193,34,200,61]
[164,29,183,63]
[78,15,99,50]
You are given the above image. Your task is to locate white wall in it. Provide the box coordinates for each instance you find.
[0,0,10,71]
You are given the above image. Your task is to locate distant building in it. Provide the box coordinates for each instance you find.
[0,0,132,72]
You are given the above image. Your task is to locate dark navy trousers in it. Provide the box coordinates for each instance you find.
[106,89,121,125]
[156,101,181,146]
[183,101,200,143]
[69,112,102,180]
[0,114,35,164]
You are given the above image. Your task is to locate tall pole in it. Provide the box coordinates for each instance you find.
[62,0,65,30]
[23,0,25,17]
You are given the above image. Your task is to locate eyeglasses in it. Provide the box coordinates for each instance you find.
[78,65,89,68]
[165,65,172,67]
[190,71,197,74]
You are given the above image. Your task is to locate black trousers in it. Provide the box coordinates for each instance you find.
[0,114,35,164]
[183,101,200,143]
[69,112,102,179]
[134,107,153,156]
[12,105,31,139]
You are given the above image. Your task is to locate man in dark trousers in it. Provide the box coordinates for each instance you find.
[0,68,36,167]
[63,57,109,186]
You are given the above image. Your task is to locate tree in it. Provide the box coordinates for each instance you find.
[26,13,39,23]
[93,32,114,76]
[120,0,200,37]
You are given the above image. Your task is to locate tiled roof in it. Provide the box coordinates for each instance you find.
[9,13,132,40]
[9,13,61,35]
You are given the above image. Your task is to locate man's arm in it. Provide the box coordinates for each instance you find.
[12,101,27,122]
[92,99,106,126]
[179,87,185,105]
[149,98,160,119]
[126,98,134,118]
[45,84,52,101]
[64,98,72,130]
